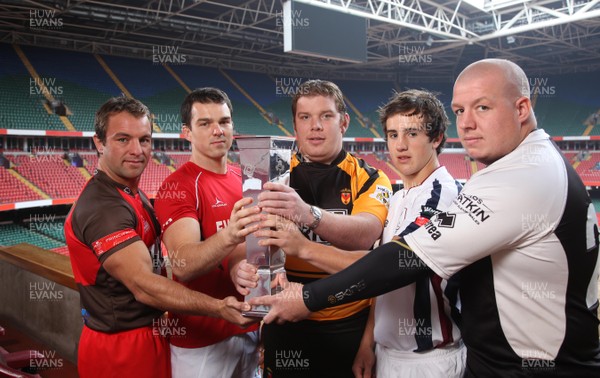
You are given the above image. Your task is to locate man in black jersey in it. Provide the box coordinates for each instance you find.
[237,80,392,377]
[250,60,600,377]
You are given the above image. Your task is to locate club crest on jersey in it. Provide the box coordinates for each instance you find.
[370,185,392,207]
[340,188,352,205]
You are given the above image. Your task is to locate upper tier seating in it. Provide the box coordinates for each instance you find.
[20,45,122,131]
[3,44,599,138]
[0,44,64,131]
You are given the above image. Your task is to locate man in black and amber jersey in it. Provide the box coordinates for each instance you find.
[237,80,392,377]
[65,97,258,378]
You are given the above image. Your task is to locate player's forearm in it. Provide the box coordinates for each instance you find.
[302,239,429,312]
[132,273,223,317]
[170,232,236,281]
[314,212,382,250]
[361,302,376,348]
[299,242,368,274]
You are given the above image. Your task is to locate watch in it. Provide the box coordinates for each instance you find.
[307,206,322,230]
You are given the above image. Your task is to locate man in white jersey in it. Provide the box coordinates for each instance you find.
[251,89,465,377]
[353,89,464,377]
[251,59,600,377]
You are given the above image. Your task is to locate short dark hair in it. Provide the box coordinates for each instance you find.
[378,89,449,154]
[94,96,152,144]
[291,80,347,118]
[180,87,233,127]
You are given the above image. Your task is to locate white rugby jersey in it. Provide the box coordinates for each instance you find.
[375,166,462,352]
[406,129,600,375]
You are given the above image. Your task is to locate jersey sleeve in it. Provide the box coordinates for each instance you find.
[352,170,392,225]
[73,200,140,263]
[154,173,199,232]
[405,172,534,279]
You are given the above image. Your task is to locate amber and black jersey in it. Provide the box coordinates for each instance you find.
[287,149,392,321]
[64,170,164,333]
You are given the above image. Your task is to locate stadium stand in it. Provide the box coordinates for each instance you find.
[99,55,188,133]
[337,79,397,138]
[0,223,64,250]
[79,152,98,175]
[138,160,174,198]
[8,155,86,199]
[355,152,401,182]
[533,73,600,137]
[534,97,597,138]
[0,167,44,203]
[24,219,65,244]
[20,45,122,132]
[169,65,274,136]
[0,44,65,131]
[223,70,294,136]
[574,152,600,184]
[169,153,192,169]
[1,45,600,262]
[439,153,472,181]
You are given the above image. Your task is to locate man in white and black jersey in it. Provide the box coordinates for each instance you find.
[251,59,600,377]
[353,89,465,377]
[252,89,465,377]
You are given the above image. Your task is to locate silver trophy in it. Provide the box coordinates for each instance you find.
[237,136,295,317]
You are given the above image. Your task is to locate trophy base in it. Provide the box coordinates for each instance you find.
[242,309,268,318]
[242,266,285,317]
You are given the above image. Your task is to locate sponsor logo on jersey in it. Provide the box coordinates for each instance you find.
[455,193,491,225]
[340,188,351,205]
[212,196,227,208]
[435,212,456,228]
[370,185,392,207]
[423,220,442,240]
[420,205,442,219]
[328,279,366,305]
[92,229,137,255]
[422,212,456,240]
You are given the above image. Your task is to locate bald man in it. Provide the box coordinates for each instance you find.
[251,59,600,377]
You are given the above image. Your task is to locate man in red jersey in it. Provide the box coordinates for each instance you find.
[154,88,260,378]
[65,96,258,378]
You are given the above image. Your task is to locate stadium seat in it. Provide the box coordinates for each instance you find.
[0,347,44,371]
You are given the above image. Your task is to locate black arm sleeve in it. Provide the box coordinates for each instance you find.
[302,238,430,312]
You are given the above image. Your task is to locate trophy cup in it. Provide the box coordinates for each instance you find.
[237,135,295,317]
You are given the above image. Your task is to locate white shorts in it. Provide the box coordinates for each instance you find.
[171,331,259,378]
[376,341,466,378]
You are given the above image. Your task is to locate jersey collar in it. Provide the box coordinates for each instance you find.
[295,149,346,167]
[94,169,137,197]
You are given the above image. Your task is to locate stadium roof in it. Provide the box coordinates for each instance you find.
[1,0,599,82]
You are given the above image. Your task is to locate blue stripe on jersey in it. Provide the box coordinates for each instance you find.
[398,179,445,351]
[398,178,443,238]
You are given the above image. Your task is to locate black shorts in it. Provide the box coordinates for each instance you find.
[262,307,369,378]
